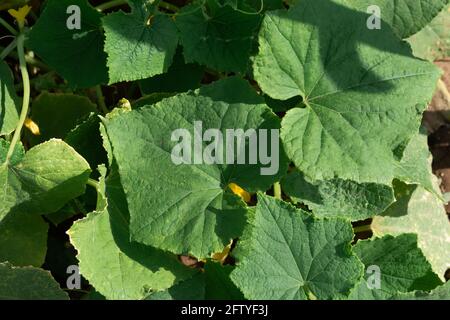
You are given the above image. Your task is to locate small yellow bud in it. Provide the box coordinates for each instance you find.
[118,98,132,111]
[228,183,251,203]
[24,118,40,136]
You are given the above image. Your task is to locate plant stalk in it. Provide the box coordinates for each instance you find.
[0,17,17,35]
[273,182,282,200]
[5,33,30,164]
[0,38,18,60]
[95,85,109,114]
[87,178,100,190]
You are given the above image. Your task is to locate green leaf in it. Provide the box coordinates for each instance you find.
[0,139,91,221]
[196,75,262,105]
[147,261,244,300]
[395,281,450,300]
[230,193,363,300]
[0,262,68,300]
[83,289,106,300]
[0,61,19,136]
[349,234,442,300]
[102,77,287,258]
[27,0,108,88]
[394,131,439,196]
[132,93,175,109]
[64,114,108,170]
[202,261,244,300]
[372,181,450,281]
[0,212,48,267]
[254,0,440,183]
[45,203,78,226]
[341,0,450,38]
[147,272,206,300]
[264,95,302,113]
[407,4,450,61]
[280,131,437,221]
[0,139,24,165]
[175,1,261,73]
[27,93,97,146]
[69,163,195,300]
[280,130,439,221]
[102,0,178,84]
[282,171,394,221]
[139,48,204,94]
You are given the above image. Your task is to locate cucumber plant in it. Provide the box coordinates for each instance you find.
[0,0,449,300]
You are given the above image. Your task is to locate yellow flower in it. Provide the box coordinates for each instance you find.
[211,241,232,264]
[24,118,40,136]
[8,4,31,28]
[228,183,251,203]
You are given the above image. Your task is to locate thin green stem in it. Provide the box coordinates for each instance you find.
[96,0,128,11]
[5,34,30,164]
[87,178,100,190]
[86,179,104,210]
[95,85,109,114]
[353,224,372,233]
[0,17,18,36]
[159,1,179,12]
[273,182,282,200]
[0,38,17,60]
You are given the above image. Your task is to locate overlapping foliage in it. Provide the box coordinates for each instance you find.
[0,0,449,300]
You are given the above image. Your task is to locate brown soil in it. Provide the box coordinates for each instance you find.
[427,60,450,215]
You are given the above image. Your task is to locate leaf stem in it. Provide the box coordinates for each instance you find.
[0,38,18,60]
[87,178,100,190]
[95,85,109,114]
[5,33,30,164]
[353,224,372,233]
[273,182,282,200]
[96,0,128,11]
[0,17,18,36]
